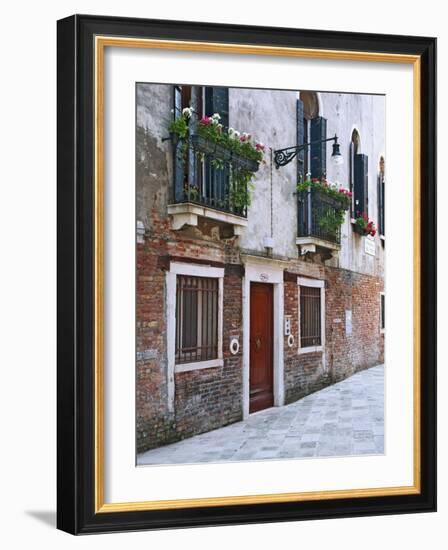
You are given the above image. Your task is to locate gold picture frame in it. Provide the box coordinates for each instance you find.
[57,15,436,534]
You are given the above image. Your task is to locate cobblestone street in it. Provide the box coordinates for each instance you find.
[138,364,384,466]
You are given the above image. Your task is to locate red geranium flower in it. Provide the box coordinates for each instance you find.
[200,116,212,125]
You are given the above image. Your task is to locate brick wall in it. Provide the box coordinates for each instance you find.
[136,235,173,452]
[136,223,245,453]
[137,235,384,453]
[171,265,244,443]
[283,264,384,406]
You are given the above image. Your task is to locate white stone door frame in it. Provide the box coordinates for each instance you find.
[242,255,286,419]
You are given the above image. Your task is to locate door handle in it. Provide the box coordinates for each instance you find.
[255,337,262,350]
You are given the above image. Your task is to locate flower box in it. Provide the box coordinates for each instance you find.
[353,223,366,236]
[353,212,377,237]
[214,143,232,162]
[231,153,259,173]
[191,134,216,155]
[191,134,259,172]
[311,188,346,210]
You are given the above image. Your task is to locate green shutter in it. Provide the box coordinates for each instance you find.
[204,88,230,208]
[310,116,327,179]
[354,154,369,217]
[296,99,305,183]
[378,174,385,235]
[173,85,184,202]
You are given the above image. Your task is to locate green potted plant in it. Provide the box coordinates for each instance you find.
[353,212,377,236]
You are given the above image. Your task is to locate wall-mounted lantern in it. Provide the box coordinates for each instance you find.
[273,135,343,169]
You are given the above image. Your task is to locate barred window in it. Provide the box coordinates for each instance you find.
[175,275,218,364]
[380,293,385,331]
[300,285,322,348]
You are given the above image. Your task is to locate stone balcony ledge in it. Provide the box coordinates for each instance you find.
[296,236,341,257]
[167,202,248,235]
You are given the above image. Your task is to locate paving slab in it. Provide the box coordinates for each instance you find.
[138,364,384,466]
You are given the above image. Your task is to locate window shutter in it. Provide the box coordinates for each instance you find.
[205,87,229,127]
[173,85,184,201]
[310,116,327,179]
[349,142,355,216]
[354,154,369,217]
[378,174,385,235]
[296,99,305,183]
[204,87,230,206]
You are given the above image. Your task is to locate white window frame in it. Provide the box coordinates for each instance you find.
[297,277,325,355]
[380,291,386,334]
[165,262,224,411]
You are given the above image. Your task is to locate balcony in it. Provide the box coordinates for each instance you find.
[168,135,258,235]
[296,188,343,256]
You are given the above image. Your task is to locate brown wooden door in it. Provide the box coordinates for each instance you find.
[249,283,274,413]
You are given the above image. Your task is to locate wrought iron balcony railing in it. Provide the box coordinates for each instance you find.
[172,135,259,219]
[297,188,342,246]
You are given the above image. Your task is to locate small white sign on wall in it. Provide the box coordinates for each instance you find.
[365,235,376,256]
[345,310,352,335]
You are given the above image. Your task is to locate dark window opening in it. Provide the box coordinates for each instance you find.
[300,285,322,348]
[175,275,219,364]
[180,85,204,118]
[380,293,385,331]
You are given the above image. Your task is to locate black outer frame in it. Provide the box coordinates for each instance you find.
[57,14,436,535]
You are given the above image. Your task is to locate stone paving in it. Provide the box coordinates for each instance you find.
[137,364,384,466]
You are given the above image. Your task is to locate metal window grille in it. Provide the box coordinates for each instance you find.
[175,275,219,364]
[381,294,385,330]
[300,286,322,347]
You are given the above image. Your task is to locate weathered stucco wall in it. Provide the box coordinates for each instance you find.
[232,88,385,277]
[136,85,385,280]
[136,83,172,230]
[321,92,386,277]
[230,88,298,259]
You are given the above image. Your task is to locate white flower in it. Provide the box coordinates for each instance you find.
[182,107,192,117]
[228,127,235,135]
[211,113,221,120]
[233,130,240,138]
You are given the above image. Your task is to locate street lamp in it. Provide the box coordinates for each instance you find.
[273,134,343,169]
[331,139,343,166]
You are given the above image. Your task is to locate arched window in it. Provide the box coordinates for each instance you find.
[378,156,385,237]
[302,92,319,177]
[351,128,360,154]
[297,91,327,182]
[350,129,368,218]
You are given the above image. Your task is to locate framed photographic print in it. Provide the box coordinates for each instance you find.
[57,14,436,534]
